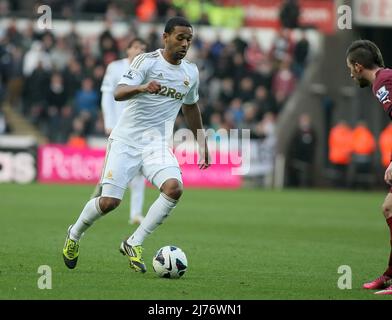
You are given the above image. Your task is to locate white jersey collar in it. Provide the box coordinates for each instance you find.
[157,49,182,69]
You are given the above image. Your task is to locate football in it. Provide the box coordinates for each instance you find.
[152,246,188,279]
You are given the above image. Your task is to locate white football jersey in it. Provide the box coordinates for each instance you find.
[100,58,130,131]
[110,49,199,148]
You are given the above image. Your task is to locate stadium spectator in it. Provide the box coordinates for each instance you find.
[238,102,258,138]
[0,108,9,134]
[105,2,126,22]
[350,121,376,188]
[0,39,13,103]
[228,98,245,127]
[293,31,309,78]
[218,77,235,106]
[253,112,277,186]
[253,57,274,90]
[6,45,23,107]
[244,34,266,72]
[5,19,23,47]
[379,124,392,168]
[231,52,249,88]
[209,112,223,131]
[98,24,119,65]
[19,21,37,52]
[64,23,82,53]
[62,58,83,97]
[0,0,10,17]
[279,0,300,29]
[270,28,294,66]
[212,44,234,79]
[78,0,108,15]
[46,73,68,140]
[194,46,214,93]
[56,104,74,143]
[328,120,353,188]
[41,31,56,52]
[22,60,50,126]
[136,0,157,22]
[204,100,225,128]
[222,109,236,132]
[92,112,106,137]
[47,73,68,109]
[50,37,72,71]
[209,36,225,64]
[75,77,99,120]
[271,58,296,112]
[352,121,376,157]
[232,32,248,55]
[255,112,276,140]
[67,117,87,149]
[252,85,278,118]
[0,77,3,107]
[156,0,172,22]
[237,77,255,103]
[287,113,316,187]
[22,41,52,77]
[169,6,186,21]
[197,12,211,26]
[145,26,161,52]
[82,52,98,78]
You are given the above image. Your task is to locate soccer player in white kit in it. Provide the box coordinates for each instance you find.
[63,17,210,273]
[98,38,147,225]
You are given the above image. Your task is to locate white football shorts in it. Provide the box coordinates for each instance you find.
[100,139,182,199]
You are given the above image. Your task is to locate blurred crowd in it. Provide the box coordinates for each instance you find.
[0,16,310,144]
[327,121,392,189]
[285,117,392,189]
[0,0,217,21]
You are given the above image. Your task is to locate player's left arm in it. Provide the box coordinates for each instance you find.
[375,79,392,117]
[181,67,209,169]
[382,98,392,118]
[182,103,210,170]
[376,78,392,184]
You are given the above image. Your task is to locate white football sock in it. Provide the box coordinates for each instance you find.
[127,193,177,246]
[70,197,103,241]
[129,174,145,219]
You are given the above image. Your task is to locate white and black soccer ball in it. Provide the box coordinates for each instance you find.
[152,246,188,279]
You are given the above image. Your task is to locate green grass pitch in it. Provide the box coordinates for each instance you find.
[0,183,391,300]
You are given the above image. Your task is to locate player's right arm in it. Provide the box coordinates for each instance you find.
[385,162,392,186]
[374,76,392,118]
[114,81,161,101]
[114,54,161,101]
[374,74,392,184]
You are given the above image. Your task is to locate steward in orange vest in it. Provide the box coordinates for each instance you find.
[379,123,392,168]
[328,121,353,165]
[352,122,376,156]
